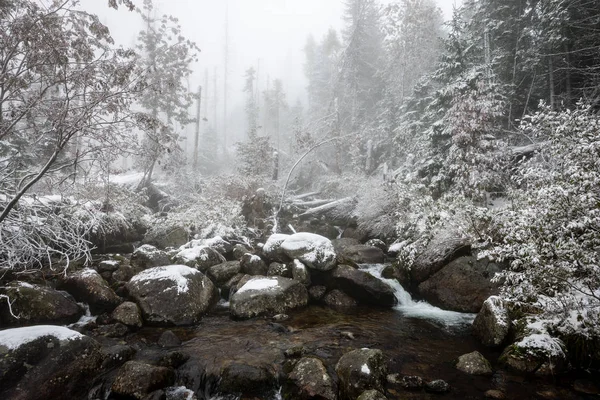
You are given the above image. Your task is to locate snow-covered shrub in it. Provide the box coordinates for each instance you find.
[0,196,94,272]
[480,104,600,361]
[72,182,151,240]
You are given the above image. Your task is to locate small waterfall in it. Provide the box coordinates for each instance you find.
[361,264,475,327]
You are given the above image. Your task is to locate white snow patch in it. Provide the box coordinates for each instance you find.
[280,233,336,267]
[0,325,83,350]
[237,277,280,294]
[16,282,34,289]
[176,246,209,263]
[263,234,290,254]
[109,171,145,186]
[293,259,306,271]
[130,265,199,294]
[388,240,409,254]
[361,364,371,374]
[79,268,100,278]
[515,333,565,358]
[250,255,262,263]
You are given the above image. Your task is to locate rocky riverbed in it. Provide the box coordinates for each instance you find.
[0,231,598,399]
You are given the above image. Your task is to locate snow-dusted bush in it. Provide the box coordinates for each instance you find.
[480,104,600,355]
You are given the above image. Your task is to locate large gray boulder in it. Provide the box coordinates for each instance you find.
[131,244,171,269]
[240,253,268,275]
[417,256,502,313]
[111,361,175,400]
[335,348,387,400]
[230,276,308,319]
[0,326,102,400]
[410,232,471,283]
[111,301,143,329]
[262,233,291,263]
[206,261,242,286]
[281,233,337,271]
[59,268,122,314]
[284,357,336,400]
[500,333,567,375]
[455,351,493,375]
[127,265,217,326]
[330,265,396,307]
[473,296,511,347]
[0,282,82,327]
[333,239,385,264]
[173,246,225,272]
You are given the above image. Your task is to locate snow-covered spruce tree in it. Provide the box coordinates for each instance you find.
[236,67,274,178]
[480,104,600,361]
[0,0,141,271]
[135,0,199,185]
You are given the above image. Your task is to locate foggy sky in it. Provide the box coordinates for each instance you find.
[82,0,461,145]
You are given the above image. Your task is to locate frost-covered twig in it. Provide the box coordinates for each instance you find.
[0,294,19,319]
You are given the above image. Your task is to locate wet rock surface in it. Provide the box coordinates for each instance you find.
[335,348,387,400]
[0,282,82,326]
[59,269,122,314]
[127,265,217,325]
[0,326,103,400]
[417,256,502,313]
[229,275,309,319]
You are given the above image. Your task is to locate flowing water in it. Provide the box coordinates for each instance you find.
[124,265,595,400]
[360,264,476,328]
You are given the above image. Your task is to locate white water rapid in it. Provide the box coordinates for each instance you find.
[361,264,476,327]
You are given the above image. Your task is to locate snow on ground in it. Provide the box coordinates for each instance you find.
[0,325,83,350]
[361,364,371,375]
[237,277,280,294]
[130,265,199,294]
[109,171,145,187]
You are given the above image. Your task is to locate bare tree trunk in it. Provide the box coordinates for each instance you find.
[548,56,555,109]
[223,2,229,153]
[193,86,202,169]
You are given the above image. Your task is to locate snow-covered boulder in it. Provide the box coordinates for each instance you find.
[455,351,493,375]
[131,244,171,270]
[262,233,291,263]
[330,264,397,307]
[229,276,308,319]
[0,282,82,326]
[0,326,102,400]
[173,245,225,272]
[241,253,268,275]
[111,361,175,399]
[143,224,188,249]
[182,236,232,256]
[280,233,337,271]
[473,296,511,347]
[500,333,567,375]
[291,259,311,286]
[283,357,336,400]
[335,348,387,400]
[59,268,122,314]
[127,265,217,326]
